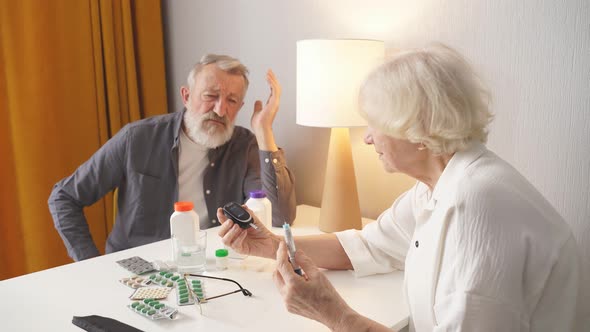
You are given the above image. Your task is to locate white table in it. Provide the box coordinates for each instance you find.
[0,205,408,331]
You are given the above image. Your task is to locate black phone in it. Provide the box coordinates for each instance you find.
[222,202,257,229]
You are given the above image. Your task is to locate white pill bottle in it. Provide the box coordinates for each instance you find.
[170,201,201,271]
[245,190,272,228]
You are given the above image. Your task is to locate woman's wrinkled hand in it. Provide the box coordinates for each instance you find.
[272,241,355,330]
[217,206,280,259]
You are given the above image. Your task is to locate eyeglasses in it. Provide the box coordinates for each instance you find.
[183,273,253,313]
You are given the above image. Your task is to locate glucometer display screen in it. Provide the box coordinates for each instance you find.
[223,202,256,229]
[227,203,249,220]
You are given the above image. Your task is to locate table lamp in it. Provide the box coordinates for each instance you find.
[296,39,384,232]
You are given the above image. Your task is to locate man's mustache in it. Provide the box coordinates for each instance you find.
[202,113,228,125]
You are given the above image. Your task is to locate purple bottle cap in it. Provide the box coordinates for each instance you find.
[249,190,267,199]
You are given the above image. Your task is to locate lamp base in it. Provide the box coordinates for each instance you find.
[319,128,362,232]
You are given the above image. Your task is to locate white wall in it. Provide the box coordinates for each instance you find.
[162,0,589,265]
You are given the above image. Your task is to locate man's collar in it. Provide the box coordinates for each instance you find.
[172,109,186,149]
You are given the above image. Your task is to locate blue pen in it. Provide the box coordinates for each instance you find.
[283,223,303,276]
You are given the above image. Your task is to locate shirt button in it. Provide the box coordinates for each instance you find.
[211,219,217,224]
[206,189,211,195]
[264,158,270,163]
[210,162,215,167]
[415,241,419,248]
[272,158,278,164]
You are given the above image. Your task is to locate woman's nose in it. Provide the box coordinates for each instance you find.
[364,130,373,145]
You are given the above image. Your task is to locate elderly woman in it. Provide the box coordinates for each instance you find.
[217,44,582,331]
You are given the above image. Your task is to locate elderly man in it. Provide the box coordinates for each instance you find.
[49,54,296,261]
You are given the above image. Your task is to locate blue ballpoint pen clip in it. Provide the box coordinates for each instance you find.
[283,223,303,276]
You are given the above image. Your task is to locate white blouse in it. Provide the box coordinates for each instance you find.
[337,142,586,331]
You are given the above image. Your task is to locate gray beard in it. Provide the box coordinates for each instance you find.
[183,111,235,148]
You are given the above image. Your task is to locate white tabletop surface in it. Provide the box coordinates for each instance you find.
[0,205,408,331]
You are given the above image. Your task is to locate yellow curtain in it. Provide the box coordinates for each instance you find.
[0,0,168,280]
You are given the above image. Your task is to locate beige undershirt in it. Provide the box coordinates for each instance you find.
[178,129,209,227]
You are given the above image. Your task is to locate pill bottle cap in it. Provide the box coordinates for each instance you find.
[249,190,266,199]
[174,201,194,212]
[215,249,229,257]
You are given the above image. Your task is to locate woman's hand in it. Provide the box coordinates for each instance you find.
[273,242,357,331]
[216,206,280,259]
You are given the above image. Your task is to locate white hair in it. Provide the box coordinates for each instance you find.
[187,54,249,92]
[359,44,493,155]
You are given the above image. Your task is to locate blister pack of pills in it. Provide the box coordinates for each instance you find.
[129,286,171,300]
[119,276,151,289]
[151,260,177,272]
[176,278,206,306]
[128,298,178,320]
[147,271,182,288]
[116,256,157,275]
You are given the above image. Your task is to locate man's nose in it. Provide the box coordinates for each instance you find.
[213,99,227,117]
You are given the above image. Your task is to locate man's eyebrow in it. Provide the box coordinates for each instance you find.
[201,86,242,99]
[227,92,242,98]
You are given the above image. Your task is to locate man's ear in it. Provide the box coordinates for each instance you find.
[180,86,191,106]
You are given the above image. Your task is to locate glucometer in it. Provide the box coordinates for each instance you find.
[222,202,258,229]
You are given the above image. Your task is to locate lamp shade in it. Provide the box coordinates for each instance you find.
[296,39,384,128]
